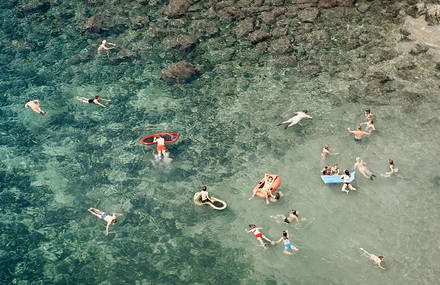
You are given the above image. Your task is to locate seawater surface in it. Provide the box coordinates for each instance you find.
[1,1,439,284]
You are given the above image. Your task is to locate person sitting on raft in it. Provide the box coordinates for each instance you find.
[353,157,376,180]
[246,224,274,249]
[272,209,306,224]
[360,248,385,269]
[76,95,110,108]
[25,99,46,115]
[153,135,167,159]
[341,170,357,194]
[88,208,123,235]
[347,126,371,142]
[360,119,376,133]
[200,186,213,203]
[275,230,298,255]
[249,174,274,204]
[330,164,340,175]
[321,165,331,175]
[320,144,338,160]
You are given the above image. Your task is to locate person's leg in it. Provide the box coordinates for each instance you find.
[348,184,357,191]
[261,235,274,244]
[257,238,266,248]
[284,248,292,255]
[249,189,257,200]
[341,183,349,193]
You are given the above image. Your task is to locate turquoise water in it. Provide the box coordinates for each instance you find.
[1,1,440,284]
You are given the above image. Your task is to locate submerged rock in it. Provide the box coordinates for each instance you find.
[235,17,255,38]
[268,37,293,54]
[297,8,319,22]
[164,0,193,18]
[248,30,271,43]
[274,55,297,68]
[160,61,196,83]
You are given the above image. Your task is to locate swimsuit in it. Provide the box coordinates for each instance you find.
[88,99,94,104]
[354,138,361,142]
[284,242,291,249]
[100,213,108,220]
[283,218,290,224]
[157,144,166,151]
[251,228,263,238]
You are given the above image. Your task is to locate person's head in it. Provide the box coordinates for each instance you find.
[291,210,297,216]
[378,256,384,261]
[365,108,371,114]
[282,230,288,238]
[25,99,30,103]
[95,95,100,99]
[357,126,362,130]
[333,163,338,168]
[345,169,350,175]
[249,224,256,229]
[324,144,329,150]
[303,110,308,113]
[369,120,374,124]
[275,193,281,200]
[325,165,329,169]
[268,176,273,182]
[102,40,107,44]
[201,186,207,191]
[356,157,360,162]
[388,159,394,165]
[111,219,117,224]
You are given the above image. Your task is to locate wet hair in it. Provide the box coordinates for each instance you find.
[365,108,371,113]
[291,210,297,216]
[275,193,281,199]
[95,95,100,99]
[201,186,207,191]
[369,120,374,124]
[378,256,384,260]
[282,231,288,238]
[25,99,30,103]
[345,169,350,175]
[111,219,117,224]
[268,176,273,181]
[357,126,362,130]
[249,224,256,228]
[302,110,308,113]
[389,159,394,165]
[324,144,329,149]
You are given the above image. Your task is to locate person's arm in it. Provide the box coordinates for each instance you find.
[100,98,111,102]
[25,103,29,108]
[364,131,371,136]
[292,215,299,222]
[275,237,283,243]
[347,128,354,134]
[95,101,106,107]
[377,262,385,270]
[113,213,123,217]
[105,222,111,235]
[360,122,367,126]
[88,208,100,218]
[306,114,312,119]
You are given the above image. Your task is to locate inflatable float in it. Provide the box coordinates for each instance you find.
[141,133,179,145]
[193,192,227,210]
[252,174,280,198]
[321,172,355,184]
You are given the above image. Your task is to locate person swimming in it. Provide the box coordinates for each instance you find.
[353,157,376,180]
[385,159,398,176]
[98,40,116,55]
[25,99,46,115]
[271,209,306,224]
[360,248,385,269]
[153,135,167,160]
[246,224,274,249]
[360,119,376,132]
[275,230,298,254]
[341,169,357,194]
[321,165,331,175]
[364,108,374,120]
[200,186,213,203]
[347,126,371,141]
[268,192,283,203]
[278,110,312,129]
[76,95,111,108]
[88,208,123,235]
[320,144,338,160]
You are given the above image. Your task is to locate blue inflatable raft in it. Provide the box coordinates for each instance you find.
[321,172,355,184]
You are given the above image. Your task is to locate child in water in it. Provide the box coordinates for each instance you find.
[275,230,298,254]
[246,224,274,249]
[360,248,385,269]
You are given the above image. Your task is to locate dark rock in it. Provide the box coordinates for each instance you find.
[164,0,193,18]
[297,8,319,22]
[318,0,337,8]
[274,55,297,67]
[191,20,219,36]
[237,0,253,7]
[249,30,272,43]
[160,61,196,83]
[269,37,293,54]
[300,64,321,77]
[131,16,148,30]
[221,7,245,20]
[242,6,273,15]
[364,81,389,104]
[216,0,234,9]
[18,0,50,13]
[409,44,429,56]
[260,11,277,25]
[84,14,106,32]
[369,71,391,84]
[204,7,217,19]
[272,0,285,6]
[271,27,288,38]
[164,35,196,50]
[114,49,137,61]
[188,2,204,12]
[336,0,355,7]
[235,17,255,38]
[296,0,318,9]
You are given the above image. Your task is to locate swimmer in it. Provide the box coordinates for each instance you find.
[25,99,46,115]
[385,159,398,175]
[360,119,376,132]
[321,165,331,175]
[249,174,274,203]
[341,169,356,194]
[200,186,213,203]
[347,126,371,142]
[330,164,340,175]
[360,248,385,269]
[353,157,376,180]
[153,135,167,159]
[364,108,374,120]
[246,224,274,249]
[272,209,306,224]
[76,95,110,108]
[97,40,116,55]
[275,230,298,254]
[268,192,283,203]
[278,110,312,129]
[320,144,338,160]
[88,208,123,235]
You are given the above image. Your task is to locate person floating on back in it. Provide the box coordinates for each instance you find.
[360,248,385,269]
[320,144,338,160]
[25,99,46,115]
[88,208,123,235]
[246,224,274,249]
[98,40,116,56]
[278,110,312,129]
[153,135,167,160]
[76,95,111,108]
[275,230,298,254]
[353,157,376,180]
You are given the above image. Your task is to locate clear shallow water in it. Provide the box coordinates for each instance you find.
[1,1,440,284]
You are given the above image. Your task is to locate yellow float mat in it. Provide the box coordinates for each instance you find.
[193,192,227,210]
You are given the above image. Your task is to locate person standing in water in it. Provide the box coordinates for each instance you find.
[278,110,312,129]
[360,248,385,269]
[341,170,356,194]
[275,230,298,254]
[347,126,371,142]
[360,119,376,132]
[153,135,167,159]
[88,208,123,235]
[320,144,338,160]
[353,157,376,180]
[200,186,213,203]
[364,108,374,120]
[97,40,116,55]
[385,159,398,176]
[76,95,111,108]
[246,224,274,249]
[25,99,46,115]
